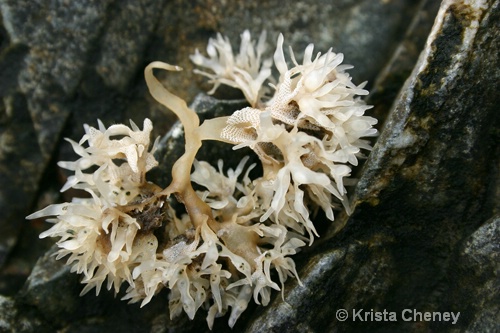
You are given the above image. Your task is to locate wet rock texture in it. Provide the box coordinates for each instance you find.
[0,0,498,332]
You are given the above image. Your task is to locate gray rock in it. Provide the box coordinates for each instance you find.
[446,216,500,332]
[0,0,112,158]
[95,0,167,92]
[0,93,44,269]
[0,295,44,333]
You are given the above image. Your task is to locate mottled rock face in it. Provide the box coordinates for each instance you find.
[0,0,498,332]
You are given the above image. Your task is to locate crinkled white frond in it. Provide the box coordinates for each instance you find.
[190,30,272,107]
[29,31,378,330]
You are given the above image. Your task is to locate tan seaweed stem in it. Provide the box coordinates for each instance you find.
[144,62,262,269]
[145,62,212,228]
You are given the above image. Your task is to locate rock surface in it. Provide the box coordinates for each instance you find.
[0,0,498,332]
